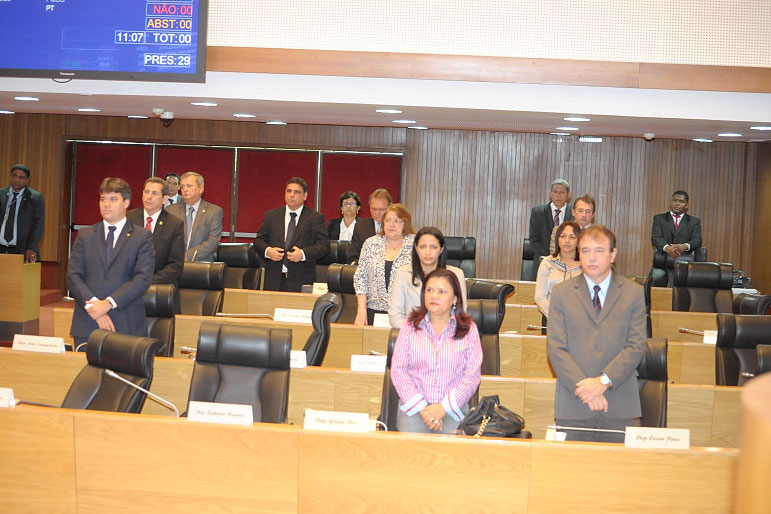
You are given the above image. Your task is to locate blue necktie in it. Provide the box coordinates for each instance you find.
[593,285,602,315]
[105,226,116,262]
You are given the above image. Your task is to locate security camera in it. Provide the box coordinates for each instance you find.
[160,111,174,127]
[643,133,655,141]
[152,108,165,116]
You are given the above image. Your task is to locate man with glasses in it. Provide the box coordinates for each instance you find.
[127,177,185,284]
[166,172,223,262]
[347,188,392,264]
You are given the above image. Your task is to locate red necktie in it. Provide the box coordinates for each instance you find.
[673,214,680,230]
[145,216,152,232]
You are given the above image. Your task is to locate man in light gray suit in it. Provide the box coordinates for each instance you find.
[547,225,646,443]
[166,172,223,262]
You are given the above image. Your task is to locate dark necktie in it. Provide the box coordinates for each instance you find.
[186,206,195,249]
[593,285,602,315]
[168,198,174,205]
[3,191,18,243]
[285,212,297,252]
[105,226,116,262]
[673,214,680,230]
[553,209,561,227]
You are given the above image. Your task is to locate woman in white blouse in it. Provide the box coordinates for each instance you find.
[353,203,415,325]
[534,221,582,318]
[389,226,467,328]
[327,190,361,241]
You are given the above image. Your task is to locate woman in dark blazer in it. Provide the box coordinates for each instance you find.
[327,190,361,241]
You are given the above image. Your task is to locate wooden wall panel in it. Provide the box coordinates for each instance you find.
[0,113,767,287]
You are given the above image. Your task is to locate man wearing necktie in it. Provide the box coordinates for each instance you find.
[651,190,702,260]
[547,225,646,442]
[526,179,574,279]
[127,177,185,284]
[67,178,155,350]
[0,164,45,263]
[254,177,329,292]
[163,172,182,207]
[165,172,223,262]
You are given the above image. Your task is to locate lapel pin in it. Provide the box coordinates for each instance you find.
[159,221,164,226]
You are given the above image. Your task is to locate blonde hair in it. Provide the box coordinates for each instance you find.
[379,203,415,236]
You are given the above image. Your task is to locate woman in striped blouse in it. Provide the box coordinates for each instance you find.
[390,268,483,434]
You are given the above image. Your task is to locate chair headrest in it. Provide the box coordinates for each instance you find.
[465,299,503,333]
[144,284,179,317]
[326,263,357,294]
[522,238,534,260]
[673,261,733,289]
[86,330,163,378]
[733,293,771,315]
[179,261,226,290]
[311,292,342,328]
[717,314,771,349]
[216,243,260,268]
[465,279,515,314]
[637,338,668,381]
[197,322,291,369]
[320,240,352,265]
[757,344,771,376]
[444,236,476,260]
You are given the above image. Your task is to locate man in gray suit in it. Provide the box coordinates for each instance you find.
[166,172,223,262]
[547,225,646,443]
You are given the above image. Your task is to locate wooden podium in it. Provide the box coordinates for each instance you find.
[0,254,40,339]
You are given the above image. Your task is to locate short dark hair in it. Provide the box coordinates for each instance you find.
[574,194,596,212]
[145,177,169,196]
[369,188,393,204]
[164,172,180,182]
[672,190,689,203]
[11,164,30,178]
[287,177,308,193]
[552,221,582,259]
[339,190,361,208]
[411,227,448,287]
[578,225,616,252]
[407,268,473,338]
[98,177,131,201]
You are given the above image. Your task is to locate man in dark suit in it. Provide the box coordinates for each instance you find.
[67,177,155,350]
[346,188,392,263]
[547,225,646,443]
[0,164,45,262]
[127,177,185,284]
[163,172,182,207]
[254,177,329,292]
[528,179,573,265]
[651,190,702,260]
[165,172,223,262]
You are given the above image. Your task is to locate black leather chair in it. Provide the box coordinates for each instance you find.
[637,338,668,428]
[465,299,503,376]
[187,322,292,423]
[643,275,653,338]
[651,246,708,287]
[303,292,343,366]
[465,279,515,318]
[326,263,358,324]
[316,240,352,284]
[445,236,476,278]
[756,345,771,377]
[715,314,771,386]
[520,238,537,281]
[672,261,733,313]
[216,243,263,290]
[178,261,226,316]
[143,284,179,357]
[732,293,771,315]
[61,330,164,413]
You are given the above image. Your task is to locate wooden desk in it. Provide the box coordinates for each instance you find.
[651,310,717,341]
[501,303,544,333]
[223,288,320,314]
[0,406,737,513]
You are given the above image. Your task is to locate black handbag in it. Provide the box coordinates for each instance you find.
[457,395,524,437]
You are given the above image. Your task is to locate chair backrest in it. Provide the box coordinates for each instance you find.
[756,344,771,377]
[143,284,179,357]
[465,279,515,318]
[316,240,351,284]
[732,293,771,315]
[444,236,476,278]
[715,314,771,386]
[187,322,292,422]
[465,299,503,375]
[216,243,263,290]
[303,292,343,366]
[652,247,708,287]
[672,261,733,313]
[637,338,668,428]
[178,261,226,316]
[520,238,537,281]
[61,330,164,413]
[326,263,358,323]
[642,275,653,338]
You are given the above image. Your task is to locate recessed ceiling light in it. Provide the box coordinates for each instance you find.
[393,119,416,124]
[77,108,101,112]
[408,126,428,130]
[376,108,403,114]
[550,132,570,136]
[266,120,287,125]
[693,138,713,143]
[750,126,771,131]
[14,96,39,102]
[717,133,742,137]
[233,113,256,118]
[556,126,578,131]
[0,110,14,115]
[127,115,148,119]
[579,136,603,143]
[191,102,218,107]
[564,116,591,122]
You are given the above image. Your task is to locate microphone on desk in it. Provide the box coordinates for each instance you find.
[678,327,705,336]
[526,325,547,331]
[548,424,627,435]
[104,369,180,417]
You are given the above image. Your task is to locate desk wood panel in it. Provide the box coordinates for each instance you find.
[222,289,320,315]
[651,286,673,311]
[53,306,75,346]
[652,311,717,341]
[502,304,543,333]
[0,256,40,322]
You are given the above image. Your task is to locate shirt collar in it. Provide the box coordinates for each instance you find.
[286,204,304,217]
[103,216,128,234]
[144,209,162,223]
[8,187,25,197]
[584,270,613,295]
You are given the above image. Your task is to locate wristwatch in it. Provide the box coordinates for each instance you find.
[600,373,611,386]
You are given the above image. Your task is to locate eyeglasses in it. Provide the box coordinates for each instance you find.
[143,189,162,197]
[384,217,404,225]
[342,202,358,208]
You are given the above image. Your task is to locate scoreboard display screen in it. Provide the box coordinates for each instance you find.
[0,0,207,82]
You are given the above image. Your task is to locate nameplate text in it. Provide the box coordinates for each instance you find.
[290,350,307,368]
[350,354,387,373]
[12,334,66,354]
[303,408,373,433]
[187,401,254,426]
[624,426,690,449]
[273,308,313,324]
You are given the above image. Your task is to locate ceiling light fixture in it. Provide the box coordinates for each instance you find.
[266,120,287,125]
[376,108,403,114]
[0,110,15,115]
[77,108,101,112]
[14,96,39,101]
[392,119,417,124]
[750,126,771,131]
[233,113,256,118]
[717,133,742,137]
[556,126,578,131]
[408,126,428,130]
[564,116,590,122]
[127,115,148,119]
[191,102,218,107]
[550,132,570,136]
[693,138,713,143]
[579,136,603,143]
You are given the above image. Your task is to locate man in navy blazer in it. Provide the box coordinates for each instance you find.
[127,177,185,284]
[528,179,573,265]
[651,190,702,260]
[0,164,45,262]
[67,178,155,350]
[254,177,329,292]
